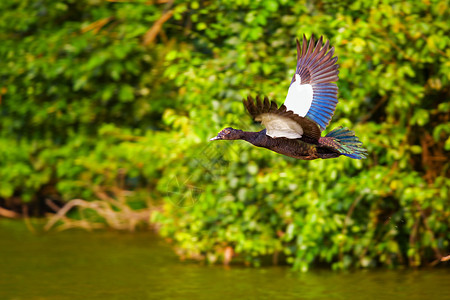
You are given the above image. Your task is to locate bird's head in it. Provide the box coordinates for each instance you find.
[210,127,243,141]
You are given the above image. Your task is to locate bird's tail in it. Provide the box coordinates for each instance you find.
[321,127,368,159]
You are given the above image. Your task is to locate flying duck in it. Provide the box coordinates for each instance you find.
[211,35,367,160]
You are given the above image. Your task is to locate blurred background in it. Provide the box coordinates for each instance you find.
[1,0,449,291]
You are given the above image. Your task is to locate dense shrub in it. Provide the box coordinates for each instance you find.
[1,0,449,270]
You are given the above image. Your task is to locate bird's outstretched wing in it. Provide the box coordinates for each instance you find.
[243,96,321,141]
[283,34,339,131]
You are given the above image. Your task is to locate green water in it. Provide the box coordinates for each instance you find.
[0,219,449,300]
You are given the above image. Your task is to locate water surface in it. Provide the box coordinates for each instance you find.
[0,219,449,299]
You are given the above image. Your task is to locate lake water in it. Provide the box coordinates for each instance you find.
[1,219,449,300]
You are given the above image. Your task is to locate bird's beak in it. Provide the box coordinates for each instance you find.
[210,136,221,141]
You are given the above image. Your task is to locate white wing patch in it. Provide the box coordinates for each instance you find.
[284,74,314,117]
[256,113,303,139]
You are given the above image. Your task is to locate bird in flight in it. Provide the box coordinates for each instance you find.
[211,35,367,160]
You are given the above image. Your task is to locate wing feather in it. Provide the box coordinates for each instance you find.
[284,35,340,131]
[243,96,321,141]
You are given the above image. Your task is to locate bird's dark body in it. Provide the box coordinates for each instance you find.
[211,35,368,161]
[242,130,341,160]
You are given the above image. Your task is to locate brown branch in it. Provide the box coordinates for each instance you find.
[344,195,363,231]
[361,95,388,123]
[81,17,113,34]
[22,205,36,233]
[414,202,443,264]
[44,199,97,231]
[0,206,20,218]
[59,222,103,231]
[408,213,420,266]
[45,198,61,212]
[339,195,363,261]
[44,196,154,232]
[272,250,279,266]
[143,10,174,46]
[376,30,415,62]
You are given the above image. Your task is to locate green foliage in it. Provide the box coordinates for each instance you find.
[1,0,449,270]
